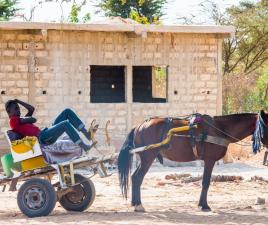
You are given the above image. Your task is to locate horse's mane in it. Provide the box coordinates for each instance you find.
[213,113,257,121]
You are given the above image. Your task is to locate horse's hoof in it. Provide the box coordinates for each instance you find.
[198,205,211,212]
[201,207,211,212]
[134,204,146,212]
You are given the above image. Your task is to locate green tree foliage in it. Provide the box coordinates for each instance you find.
[97,0,166,24]
[82,12,91,22]
[44,0,90,23]
[222,0,268,76]
[243,68,268,112]
[68,0,89,23]
[221,1,268,113]
[193,0,268,76]
[0,0,18,21]
[186,0,268,114]
[69,3,79,22]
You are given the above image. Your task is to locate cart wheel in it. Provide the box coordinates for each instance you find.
[59,174,95,212]
[17,178,56,218]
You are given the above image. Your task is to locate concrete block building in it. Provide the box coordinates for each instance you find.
[0,20,234,152]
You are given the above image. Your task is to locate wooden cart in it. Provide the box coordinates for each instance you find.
[0,120,117,218]
[0,152,118,218]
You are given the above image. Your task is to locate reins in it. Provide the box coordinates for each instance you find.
[202,118,253,147]
[202,115,266,150]
[95,113,266,151]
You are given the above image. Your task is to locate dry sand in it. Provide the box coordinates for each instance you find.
[1,152,268,225]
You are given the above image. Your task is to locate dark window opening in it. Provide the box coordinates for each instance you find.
[133,66,167,103]
[90,65,125,103]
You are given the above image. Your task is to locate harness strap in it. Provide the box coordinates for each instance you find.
[161,118,173,141]
[189,113,203,159]
[174,134,230,147]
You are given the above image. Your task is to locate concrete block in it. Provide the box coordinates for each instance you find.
[35,43,45,50]
[2,81,15,87]
[9,88,22,95]
[16,80,28,87]
[22,43,30,50]
[36,50,49,58]
[206,81,217,88]
[35,66,47,73]
[18,34,32,41]
[209,45,217,51]
[7,42,16,49]
[16,65,28,72]
[3,50,15,57]
[206,95,217,101]
[114,117,126,124]
[17,50,30,57]
[194,95,205,101]
[0,73,5,80]
[104,37,113,43]
[194,81,205,88]
[206,52,217,58]
[206,67,217,73]
[36,95,49,103]
[2,34,16,41]
[200,74,211,81]
[1,65,14,72]
[104,52,113,59]
[21,73,28,79]
[6,73,20,80]
[155,52,162,58]
[181,96,193,102]
[34,35,45,42]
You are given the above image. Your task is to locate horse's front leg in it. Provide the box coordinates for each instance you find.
[131,151,157,212]
[198,159,215,211]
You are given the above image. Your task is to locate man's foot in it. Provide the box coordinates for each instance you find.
[81,127,92,141]
[79,140,97,152]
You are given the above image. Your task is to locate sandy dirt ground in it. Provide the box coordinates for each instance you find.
[1,152,268,225]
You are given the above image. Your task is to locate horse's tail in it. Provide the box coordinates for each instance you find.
[118,128,135,199]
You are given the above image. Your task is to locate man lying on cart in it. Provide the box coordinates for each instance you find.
[5,99,97,164]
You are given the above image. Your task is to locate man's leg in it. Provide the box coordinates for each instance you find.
[53,108,91,140]
[40,120,94,151]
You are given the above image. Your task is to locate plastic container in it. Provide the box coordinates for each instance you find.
[21,156,47,172]
[1,153,21,177]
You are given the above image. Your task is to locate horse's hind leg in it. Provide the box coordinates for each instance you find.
[198,159,215,211]
[131,151,158,212]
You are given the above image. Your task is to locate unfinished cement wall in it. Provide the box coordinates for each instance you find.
[0,29,222,152]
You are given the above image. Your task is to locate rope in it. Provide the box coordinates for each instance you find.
[201,116,265,151]
[201,118,254,147]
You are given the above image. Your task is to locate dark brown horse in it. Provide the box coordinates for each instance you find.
[118,111,268,212]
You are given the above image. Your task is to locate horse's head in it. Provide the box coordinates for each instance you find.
[252,110,268,153]
[259,110,268,145]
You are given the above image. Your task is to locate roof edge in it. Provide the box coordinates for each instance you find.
[0,21,235,36]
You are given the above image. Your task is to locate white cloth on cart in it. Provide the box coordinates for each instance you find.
[41,135,82,164]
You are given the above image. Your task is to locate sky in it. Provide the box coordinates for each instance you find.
[15,0,247,24]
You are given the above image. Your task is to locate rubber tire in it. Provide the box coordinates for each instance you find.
[59,174,96,212]
[17,178,56,218]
